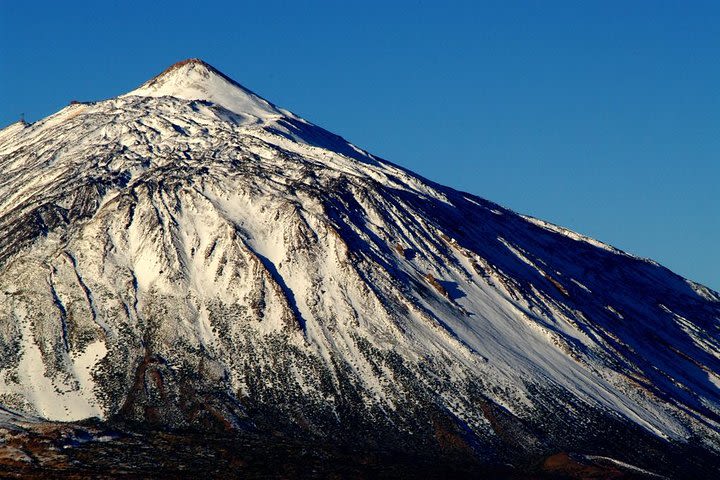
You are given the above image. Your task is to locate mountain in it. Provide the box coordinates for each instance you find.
[0,59,718,478]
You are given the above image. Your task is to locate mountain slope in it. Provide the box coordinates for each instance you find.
[0,59,718,477]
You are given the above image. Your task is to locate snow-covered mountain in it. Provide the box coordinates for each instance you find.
[0,59,718,477]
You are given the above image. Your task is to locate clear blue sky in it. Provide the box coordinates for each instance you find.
[1,1,718,290]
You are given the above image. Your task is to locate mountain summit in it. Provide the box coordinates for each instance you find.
[0,60,719,478]
[123,58,287,122]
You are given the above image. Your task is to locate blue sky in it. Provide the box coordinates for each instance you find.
[2,1,718,289]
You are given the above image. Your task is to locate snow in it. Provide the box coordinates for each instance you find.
[123,59,286,125]
[709,372,720,390]
[583,455,668,478]
[4,319,106,421]
[522,215,638,258]
[0,58,718,458]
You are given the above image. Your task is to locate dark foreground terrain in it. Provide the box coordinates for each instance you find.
[0,419,690,479]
